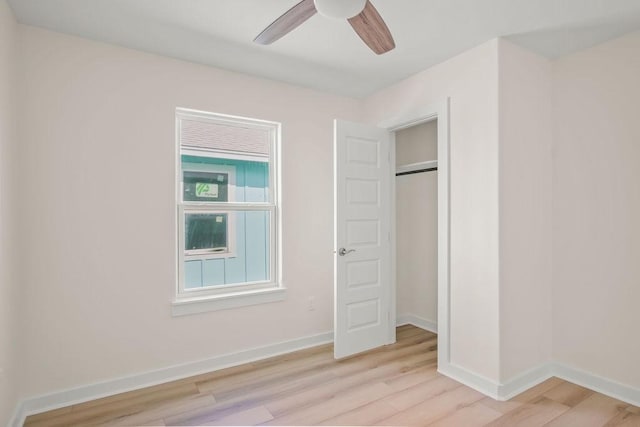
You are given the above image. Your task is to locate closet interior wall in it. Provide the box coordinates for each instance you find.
[395,120,438,327]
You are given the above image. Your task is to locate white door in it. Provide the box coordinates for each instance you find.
[334,119,393,359]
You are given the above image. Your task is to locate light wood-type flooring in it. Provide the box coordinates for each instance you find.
[24,325,640,426]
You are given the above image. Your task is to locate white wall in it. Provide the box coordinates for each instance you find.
[0,0,19,424]
[17,25,363,398]
[497,39,553,382]
[365,40,501,382]
[395,121,438,325]
[553,30,640,389]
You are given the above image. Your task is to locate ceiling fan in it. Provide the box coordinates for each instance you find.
[254,0,395,55]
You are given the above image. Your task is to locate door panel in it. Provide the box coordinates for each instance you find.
[334,119,392,359]
[347,259,380,288]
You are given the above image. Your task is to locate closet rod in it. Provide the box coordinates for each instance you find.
[396,167,437,177]
[396,160,437,176]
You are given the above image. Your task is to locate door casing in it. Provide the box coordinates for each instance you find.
[379,98,451,369]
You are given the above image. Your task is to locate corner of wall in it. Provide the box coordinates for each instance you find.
[496,38,554,384]
[550,28,640,392]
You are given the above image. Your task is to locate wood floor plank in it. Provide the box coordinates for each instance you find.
[22,406,73,423]
[377,385,486,426]
[384,364,439,391]
[162,402,225,426]
[99,393,215,426]
[477,377,564,417]
[543,381,595,407]
[604,410,640,426]
[484,396,569,427]
[544,393,628,427]
[263,362,399,417]
[318,399,400,426]
[201,405,274,426]
[198,333,434,399]
[316,365,445,425]
[185,342,334,392]
[265,382,394,425]
[163,370,338,426]
[479,396,524,415]
[80,379,200,411]
[383,374,461,411]
[215,369,338,406]
[627,406,640,415]
[25,383,200,427]
[427,401,503,426]
[511,377,565,403]
[397,325,434,339]
[137,419,165,426]
[264,349,435,417]
[196,347,335,394]
[327,338,437,379]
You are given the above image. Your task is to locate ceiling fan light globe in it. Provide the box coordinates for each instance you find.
[313,0,367,19]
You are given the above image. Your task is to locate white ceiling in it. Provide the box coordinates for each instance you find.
[8,0,640,97]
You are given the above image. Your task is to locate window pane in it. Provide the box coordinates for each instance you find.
[182,155,269,203]
[185,213,228,254]
[183,171,229,202]
[184,210,271,289]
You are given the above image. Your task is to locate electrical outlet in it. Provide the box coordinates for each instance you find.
[308,296,316,311]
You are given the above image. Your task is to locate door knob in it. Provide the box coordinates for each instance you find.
[338,248,355,256]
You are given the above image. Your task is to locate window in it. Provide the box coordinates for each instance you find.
[173,108,283,315]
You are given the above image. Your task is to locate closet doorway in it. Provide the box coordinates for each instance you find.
[385,100,450,369]
[394,120,438,333]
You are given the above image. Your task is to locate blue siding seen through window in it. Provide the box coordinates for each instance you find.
[183,156,270,288]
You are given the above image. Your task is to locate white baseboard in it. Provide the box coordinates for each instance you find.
[438,360,640,406]
[12,330,333,425]
[498,364,553,400]
[497,363,640,406]
[396,314,438,334]
[438,362,500,400]
[438,362,552,402]
[394,314,640,407]
[551,362,640,407]
[9,402,25,427]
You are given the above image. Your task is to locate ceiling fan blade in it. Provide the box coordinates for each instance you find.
[348,1,395,55]
[254,0,317,45]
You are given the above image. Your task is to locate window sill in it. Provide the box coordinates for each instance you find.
[171,286,286,316]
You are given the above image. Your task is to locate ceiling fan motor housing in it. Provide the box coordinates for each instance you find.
[314,0,367,19]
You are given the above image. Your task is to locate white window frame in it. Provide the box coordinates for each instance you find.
[173,108,284,316]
